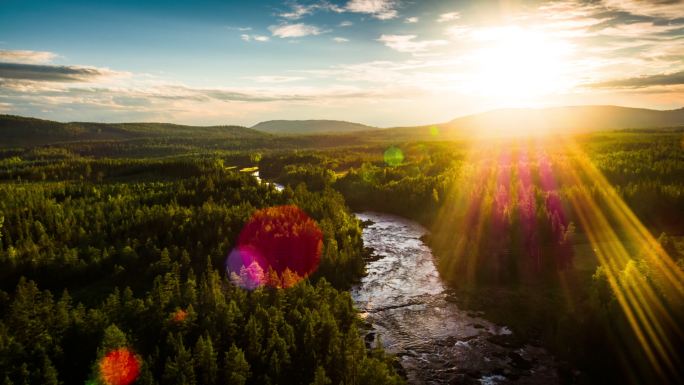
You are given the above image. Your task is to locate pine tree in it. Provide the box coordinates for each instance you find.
[163,334,196,385]
[100,324,128,352]
[223,344,250,385]
[309,366,331,385]
[243,315,262,360]
[41,355,59,385]
[194,335,217,384]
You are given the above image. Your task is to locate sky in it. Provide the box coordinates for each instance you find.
[0,0,683,127]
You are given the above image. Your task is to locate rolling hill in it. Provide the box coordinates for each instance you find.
[2,105,683,148]
[251,120,377,134]
[382,105,684,139]
[0,114,267,147]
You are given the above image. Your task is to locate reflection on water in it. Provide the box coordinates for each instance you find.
[251,170,284,191]
[352,212,559,385]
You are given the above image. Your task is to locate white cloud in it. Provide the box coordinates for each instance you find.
[0,50,58,64]
[227,26,252,31]
[378,34,449,54]
[333,37,350,43]
[437,12,460,23]
[405,16,419,23]
[279,2,345,19]
[241,34,269,42]
[339,20,353,27]
[345,0,398,20]
[280,4,313,20]
[269,23,323,38]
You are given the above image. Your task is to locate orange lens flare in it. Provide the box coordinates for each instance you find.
[98,348,141,385]
[172,309,188,323]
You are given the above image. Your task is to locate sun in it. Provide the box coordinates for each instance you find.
[463,26,575,102]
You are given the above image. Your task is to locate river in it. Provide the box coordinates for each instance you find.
[351,212,559,385]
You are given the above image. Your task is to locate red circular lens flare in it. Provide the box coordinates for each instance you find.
[228,205,323,289]
[99,348,141,385]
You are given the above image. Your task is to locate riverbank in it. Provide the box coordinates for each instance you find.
[352,212,559,385]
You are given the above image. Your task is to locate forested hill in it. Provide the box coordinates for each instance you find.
[251,119,377,134]
[382,105,684,139]
[0,114,267,146]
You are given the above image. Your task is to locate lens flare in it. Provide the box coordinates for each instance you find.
[384,146,404,167]
[227,205,323,289]
[227,245,267,289]
[431,136,684,382]
[98,348,141,385]
[171,308,188,323]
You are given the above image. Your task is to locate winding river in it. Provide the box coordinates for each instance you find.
[351,212,559,385]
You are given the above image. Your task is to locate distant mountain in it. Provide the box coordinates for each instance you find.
[383,106,684,139]
[0,115,266,147]
[3,105,683,148]
[251,120,377,134]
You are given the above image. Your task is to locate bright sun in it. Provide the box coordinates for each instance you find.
[464,26,575,102]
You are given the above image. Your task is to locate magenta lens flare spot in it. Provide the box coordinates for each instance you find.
[227,205,323,289]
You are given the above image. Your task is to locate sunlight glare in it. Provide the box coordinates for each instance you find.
[463,26,575,101]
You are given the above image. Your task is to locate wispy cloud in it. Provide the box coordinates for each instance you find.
[279,4,314,20]
[278,1,344,20]
[378,34,449,54]
[241,34,270,42]
[244,75,305,83]
[588,70,684,89]
[333,37,350,43]
[602,0,684,19]
[437,12,460,23]
[598,21,683,38]
[0,50,58,64]
[345,0,398,20]
[0,78,395,125]
[269,23,323,38]
[405,16,419,23]
[227,26,252,31]
[0,62,123,82]
[339,20,353,27]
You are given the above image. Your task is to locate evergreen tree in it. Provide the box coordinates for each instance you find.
[223,345,250,385]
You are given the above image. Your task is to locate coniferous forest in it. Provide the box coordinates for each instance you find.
[1,2,684,383]
[0,114,683,384]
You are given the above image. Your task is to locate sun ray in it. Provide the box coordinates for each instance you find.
[431,133,684,382]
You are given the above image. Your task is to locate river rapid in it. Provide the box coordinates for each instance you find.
[351,212,559,385]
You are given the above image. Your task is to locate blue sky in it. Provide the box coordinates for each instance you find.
[1,0,683,126]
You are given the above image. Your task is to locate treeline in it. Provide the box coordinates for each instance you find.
[0,158,401,384]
